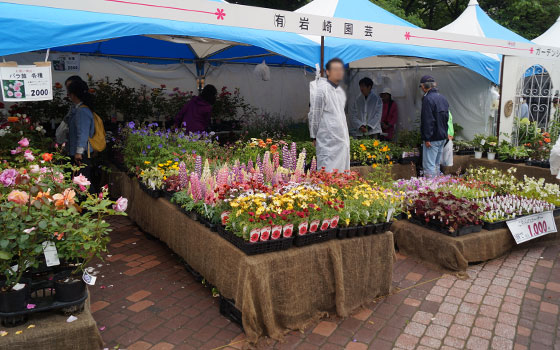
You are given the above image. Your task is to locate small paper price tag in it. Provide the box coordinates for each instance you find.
[42,241,60,267]
[386,208,395,223]
[480,139,486,145]
[82,270,97,286]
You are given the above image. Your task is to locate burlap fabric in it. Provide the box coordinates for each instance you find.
[448,155,559,183]
[109,172,394,342]
[0,296,103,350]
[393,219,560,271]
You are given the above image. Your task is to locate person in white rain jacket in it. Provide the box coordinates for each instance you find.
[349,77,383,138]
[550,136,560,180]
[308,58,350,172]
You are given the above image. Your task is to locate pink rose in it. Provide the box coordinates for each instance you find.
[10,147,22,155]
[73,174,91,187]
[18,138,29,147]
[8,190,29,205]
[29,164,40,174]
[113,197,128,212]
[24,150,34,161]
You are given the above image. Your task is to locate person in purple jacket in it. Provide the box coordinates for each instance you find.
[174,84,217,132]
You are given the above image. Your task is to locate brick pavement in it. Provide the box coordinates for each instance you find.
[92,216,560,349]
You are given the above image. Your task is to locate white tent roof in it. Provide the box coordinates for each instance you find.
[533,17,560,47]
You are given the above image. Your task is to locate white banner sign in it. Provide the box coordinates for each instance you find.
[506,211,557,244]
[3,0,560,61]
[51,53,80,72]
[0,62,53,102]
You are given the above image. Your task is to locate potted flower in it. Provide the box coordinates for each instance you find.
[54,185,128,302]
[485,137,498,160]
[472,134,487,159]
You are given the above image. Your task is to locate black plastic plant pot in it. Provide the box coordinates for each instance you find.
[337,227,350,239]
[54,273,86,303]
[346,226,357,238]
[356,226,366,237]
[0,284,28,313]
[364,224,375,236]
[554,208,560,217]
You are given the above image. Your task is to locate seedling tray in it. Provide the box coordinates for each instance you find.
[294,228,337,247]
[217,226,294,255]
[138,182,162,198]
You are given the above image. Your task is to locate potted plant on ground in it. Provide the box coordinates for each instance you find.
[472,134,487,159]
[54,185,127,302]
[485,136,498,160]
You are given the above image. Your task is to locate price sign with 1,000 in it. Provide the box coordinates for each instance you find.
[506,211,557,245]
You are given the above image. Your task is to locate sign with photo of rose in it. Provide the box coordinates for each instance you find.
[0,63,53,102]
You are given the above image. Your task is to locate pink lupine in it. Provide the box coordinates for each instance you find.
[178,162,188,188]
[310,156,317,172]
[273,152,280,170]
[189,173,202,201]
[194,156,202,177]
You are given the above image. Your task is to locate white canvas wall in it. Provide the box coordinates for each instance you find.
[4,53,313,121]
[346,66,494,140]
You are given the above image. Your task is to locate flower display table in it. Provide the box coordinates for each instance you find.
[0,296,103,350]
[351,163,417,180]
[393,218,560,271]
[449,155,559,183]
[108,171,395,342]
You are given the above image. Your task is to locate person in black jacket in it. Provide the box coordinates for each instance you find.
[419,75,449,177]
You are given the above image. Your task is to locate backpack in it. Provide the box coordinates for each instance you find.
[80,105,106,153]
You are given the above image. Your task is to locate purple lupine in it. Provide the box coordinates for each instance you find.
[310,156,317,172]
[194,156,202,177]
[282,145,289,168]
[247,159,254,172]
[256,154,262,173]
[255,167,264,185]
[178,162,188,188]
[189,173,202,201]
[273,151,280,170]
[290,142,297,170]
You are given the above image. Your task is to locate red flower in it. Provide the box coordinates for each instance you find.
[160,84,166,88]
[42,153,53,162]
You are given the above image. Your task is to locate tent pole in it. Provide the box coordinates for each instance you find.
[495,55,506,141]
[320,36,325,77]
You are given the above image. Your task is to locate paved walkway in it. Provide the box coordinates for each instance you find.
[92,216,560,350]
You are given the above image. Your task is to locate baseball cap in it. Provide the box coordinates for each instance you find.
[420,75,435,83]
[381,87,392,95]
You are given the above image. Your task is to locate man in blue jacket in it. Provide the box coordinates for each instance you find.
[419,75,449,177]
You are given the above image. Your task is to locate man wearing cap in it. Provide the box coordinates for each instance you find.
[349,77,383,138]
[380,88,398,141]
[419,75,449,177]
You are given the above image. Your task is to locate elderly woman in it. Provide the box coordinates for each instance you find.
[174,85,217,133]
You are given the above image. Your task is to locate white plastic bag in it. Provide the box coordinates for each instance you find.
[550,137,560,179]
[55,120,69,145]
[254,60,270,81]
[441,139,454,167]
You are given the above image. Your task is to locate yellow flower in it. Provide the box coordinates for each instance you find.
[373,140,380,147]
[144,161,151,164]
[359,144,367,151]
[372,164,378,168]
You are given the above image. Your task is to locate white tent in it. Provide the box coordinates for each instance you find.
[533,17,560,47]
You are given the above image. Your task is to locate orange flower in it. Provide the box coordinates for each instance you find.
[7,116,19,123]
[42,153,53,162]
[544,138,551,143]
[270,145,278,153]
[88,88,96,94]
[8,190,29,205]
[53,188,76,209]
[539,141,543,146]
[32,189,52,205]
[266,138,272,144]
[53,232,64,240]
[55,82,63,89]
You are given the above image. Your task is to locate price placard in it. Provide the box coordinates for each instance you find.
[506,211,557,244]
[0,62,53,102]
[51,53,80,72]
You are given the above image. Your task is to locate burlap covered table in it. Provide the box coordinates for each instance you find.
[393,218,560,271]
[0,296,103,350]
[107,171,394,342]
[447,155,559,183]
[351,163,417,180]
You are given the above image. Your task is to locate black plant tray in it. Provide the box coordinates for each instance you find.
[483,220,508,231]
[500,158,527,164]
[455,149,475,155]
[219,296,243,329]
[525,160,551,168]
[182,261,204,283]
[138,182,162,198]
[0,280,88,327]
[161,190,175,201]
[409,217,482,237]
[217,226,294,255]
[196,213,217,232]
[337,226,355,239]
[554,208,560,217]
[398,156,420,164]
[294,228,337,247]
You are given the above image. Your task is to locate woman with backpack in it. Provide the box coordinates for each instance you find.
[66,79,95,185]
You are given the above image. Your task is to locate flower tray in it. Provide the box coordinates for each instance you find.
[217,226,294,255]
[196,213,217,232]
[138,181,162,198]
[337,226,355,239]
[483,220,507,231]
[554,208,560,217]
[525,160,551,168]
[455,149,475,155]
[161,190,175,201]
[409,217,482,237]
[398,156,420,164]
[0,279,88,327]
[219,296,243,329]
[294,228,337,247]
[500,158,526,164]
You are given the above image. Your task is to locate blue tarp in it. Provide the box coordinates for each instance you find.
[0,0,512,83]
